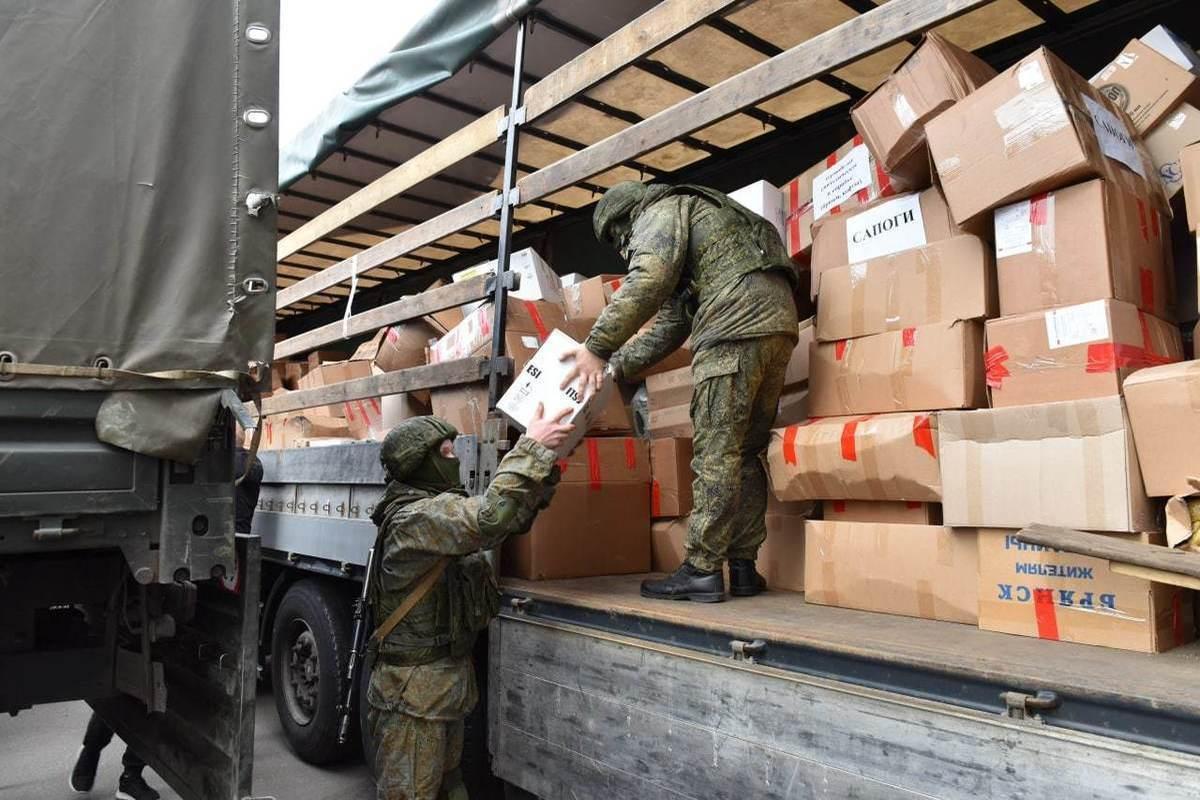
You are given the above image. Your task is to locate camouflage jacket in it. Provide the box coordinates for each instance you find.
[584,188,799,379]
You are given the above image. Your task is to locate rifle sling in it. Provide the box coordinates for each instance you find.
[369,557,451,648]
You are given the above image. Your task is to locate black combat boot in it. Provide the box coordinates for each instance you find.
[641,562,724,602]
[116,770,160,800]
[70,746,101,792]
[728,559,767,597]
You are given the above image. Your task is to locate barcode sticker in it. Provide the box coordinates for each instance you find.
[1044,301,1110,349]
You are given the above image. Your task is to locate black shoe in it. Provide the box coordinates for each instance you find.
[729,559,767,597]
[641,562,724,602]
[70,746,101,792]
[116,771,159,800]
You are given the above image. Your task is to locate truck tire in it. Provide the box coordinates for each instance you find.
[271,579,355,764]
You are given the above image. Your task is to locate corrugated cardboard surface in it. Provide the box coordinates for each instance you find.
[823,500,941,525]
[938,396,1157,532]
[559,437,650,485]
[977,528,1194,653]
[650,438,694,518]
[646,365,694,438]
[851,32,996,186]
[1144,102,1200,199]
[1185,143,1200,232]
[926,48,1164,227]
[808,320,986,416]
[261,412,351,451]
[804,521,979,624]
[816,236,994,341]
[768,412,941,502]
[374,320,440,373]
[984,299,1183,408]
[1124,359,1200,496]
[430,383,489,437]
[562,274,623,321]
[430,300,566,364]
[650,517,689,573]
[297,360,373,418]
[1090,38,1200,134]
[994,180,1173,319]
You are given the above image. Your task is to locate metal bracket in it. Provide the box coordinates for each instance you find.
[510,596,531,614]
[32,516,82,541]
[730,639,767,663]
[497,105,527,136]
[484,271,521,296]
[490,185,522,214]
[1000,689,1060,723]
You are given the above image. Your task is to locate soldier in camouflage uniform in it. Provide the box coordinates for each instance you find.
[367,408,572,799]
[561,181,798,603]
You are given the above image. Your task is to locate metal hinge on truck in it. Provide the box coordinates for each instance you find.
[1000,689,1061,722]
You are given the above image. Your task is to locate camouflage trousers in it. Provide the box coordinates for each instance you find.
[368,707,467,800]
[686,334,794,573]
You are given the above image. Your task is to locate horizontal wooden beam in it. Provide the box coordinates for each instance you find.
[1017,524,1200,581]
[273,276,491,360]
[275,190,497,309]
[276,106,504,263]
[517,0,994,203]
[261,357,499,416]
[522,0,741,122]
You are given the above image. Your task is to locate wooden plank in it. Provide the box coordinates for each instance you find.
[273,276,490,360]
[275,191,497,310]
[523,0,742,122]
[1109,562,1200,592]
[1018,525,1200,581]
[260,357,495,416]
[517,0,994,203]
[276,106,504,263]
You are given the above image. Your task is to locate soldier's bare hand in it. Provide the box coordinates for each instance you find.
[559,345,608,397]
[526,403,574,450]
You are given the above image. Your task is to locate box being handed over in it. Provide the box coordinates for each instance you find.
[496,329,615,457]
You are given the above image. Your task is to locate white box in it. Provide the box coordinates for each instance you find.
[728,180,786,242]
[1142,25,1200,76]
[452,248,563,314]
[559,272,587,287]
[496,329,615,457]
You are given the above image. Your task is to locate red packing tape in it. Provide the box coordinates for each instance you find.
[369,397,381,416]
[1139,267,1154,311]
[826,149,842,215]
[522,301,550,342]
[840,420,861,462]
[984,346,1011,389]
[1137,198,1149,242]
[624,438,637,470]
[1173,592,1186,645]
[831,500,846,513]
[905,501,922,509]
[902,327,916,347]
[912,415,936,458]
[787,180,802,254]
[1033,588,1060,640]
[1029,193,1049,225]
[586,438,601,490]
[1151,209,1161,239]
[556,459,569,475]
[782,425,800,466]
[835,340,848,361]
[651,480,661,516]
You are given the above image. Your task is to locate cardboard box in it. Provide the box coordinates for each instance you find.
[260,412,351,451]
[429,300,567,365]
[645,365,694,439]
[558,436,650,483]
[650,517,689,573]
[380,392,429,433]
[756,511,808,592]
[562,274,623,321]
[341,396,384,441]
[1145,103,1200,199]
[727,180,786,242]
[782,135,907,265]
[994,180,1173,319]
[430,383,490,437]
[938,396,1157,531]
[452,247,563,311]
[1123,359,1200,496]
[371,321,439,373]
[822,500,941,525]
[496,329,617,457]
[926,48,1164,227]
[804,521,979,624]
[977,529,1194,653]
[420,278,465,335]
[768,412,941,502]
[1091,38,1200,133]
[851,32,996,186]
[816,236,994,341]
[296,360,373,418]
[1142,25,1200,75]
[984,299,1183,408]
[1185,142,1200,232]
[650,438,694,518]
[809,187,964,297]
[808,320,986,416]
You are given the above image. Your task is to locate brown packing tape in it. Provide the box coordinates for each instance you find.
[835,342,855,414]
[850,263,868,336]
[1082,430,1108,532]
[889,332,915,411]
[915,578,937,620]
[935,530,957,567]
[1034,193,1058,310]
[820,547,839,608]
[857,419,888,500]
[918,247,943,326]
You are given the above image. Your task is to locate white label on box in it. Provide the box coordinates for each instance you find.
[1083,95,1145,178]
[1115,51,1138,70]
[1044,301,1110,349]
[994,201,1034,259]
[844,194,926,263]
[812,144,873,220]
[893,93,917,128]
[1017,61,1045,90]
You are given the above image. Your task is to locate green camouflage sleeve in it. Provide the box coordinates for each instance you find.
[584,197,690,360]
[386,437,558,556]
[611,295,690,381]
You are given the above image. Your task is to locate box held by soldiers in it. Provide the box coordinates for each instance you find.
[994,179,1173,319]
[1123,359,1200,496]
[816,236,994,341]
[804,521,979,624]
[768,412,941,502]
[650,438,693,518]
[496,329,617,458]
[727,180,786,242]
[809,187,965,298]
[1144,103,1200,199]
[452,247,564,309]
[984,299,1182,408]
[562,274,623,321]
[823,500,941,525]
[808,320,986,416]
[429,332,543,436]
[938,396,1156,532]
[851,32,996,187]
[977,529,1195,653]
[1091,38,1200,134]
[926,48,1163,227]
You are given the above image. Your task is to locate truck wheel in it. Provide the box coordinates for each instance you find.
[271,579,354,764]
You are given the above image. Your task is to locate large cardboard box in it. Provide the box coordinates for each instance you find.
[804,521,979,624]
[768,412,941,502]
[650,438,693,518]
[926,48,1163,227]
[851,32,996,187]
[808,320,986,416]
[645,366,694,439]
[429,300,566,365]
[984,299,1183,408]
[296,360,373,418]
[994,180,1172,319]
[816,236,994,341]
[756,511,807,593]
[977,529,1194,653]
[728,180,786,242]
[428,332,543,436]
[938,396,1157,531]
[260,412,351,451]
[809,187,965,297]
[1091,38,1200,134]
[371,321,439,373]
[782,135,906,265]
[650,517,689,573]
[562,274,623,321]
[1144,103,1200,199]
[823,500,941,525]
[1123,359,1200,496]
